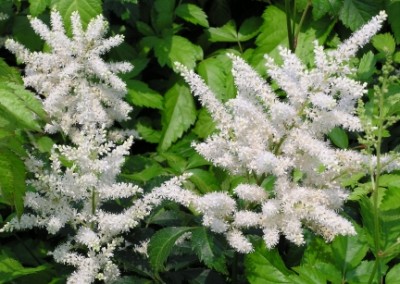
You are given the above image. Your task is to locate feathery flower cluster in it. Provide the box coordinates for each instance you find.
[1,11,193,283]
[5,11,132,136]
[1,9,394,282]
[177,11,388,252]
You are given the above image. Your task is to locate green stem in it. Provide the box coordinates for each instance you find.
[291,0,296,45]
[293,0,311,50]
[285,0,295,52]
[237,40,243,53]
[368,65,389,284]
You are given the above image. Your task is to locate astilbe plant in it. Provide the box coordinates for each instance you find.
[176,11,397,253]
[2,8,399,283]
[1,11,193,283]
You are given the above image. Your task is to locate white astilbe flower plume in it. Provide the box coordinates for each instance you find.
[1,11,195,284]
[177,12,389,252]
[5,10,133,136]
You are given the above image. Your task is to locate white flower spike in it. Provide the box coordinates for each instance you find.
[178,11,388,252]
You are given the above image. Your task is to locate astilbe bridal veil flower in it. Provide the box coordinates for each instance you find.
[1,11,193,283]
[177,11,388,252]
[5,10,132,136]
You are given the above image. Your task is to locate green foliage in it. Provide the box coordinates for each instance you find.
[1,0,400,282]
[51,0,102,29]
[175,3,209,28]
[0,59,22,84]
[372,33,396,55]
[0,253,48,283]
[126,80,164,110]
[159,83,196,151]
[191,227,228,274]
[339,0,384,31]
[148,227,193,271]
[328,127,349,149]
[386,0,400,43]
[245,241,293,283]
[28,0,50,16]
[0,83,46,131]
[0,80,45,217]
[386,264,400,284]
[311,0,342,20]
[208,17,261,43]
[357,51,376,82]
[0,148,25,216]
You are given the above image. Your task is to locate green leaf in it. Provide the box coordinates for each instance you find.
[6,83,47,121]
[251,5,289,74]
[0,148,26,217]
[187,152,209,169]
[161,152,187,173]
[191,227,228,274]
[386,263,400,284]
[237,17,262,42]
[0,84,42,131]
[394,51,400,63]
[159,83,197,151]
[121,163,165,183]
[255,6,288,54]
[193,108,216,139]
[0,131,26,158]
[301,237,333,265]
[136,21,155,36]
[126,80,163,109]
[136,123,161,144]
[357,51,376,81]
[372,33,396,55]
[0,129,14,141]
[290,264,328,283]
[196,54,235,102]
[153,35,203,70]
[35,136,54,153]
[245,241,293,283]
[175,4,209,27]
[377,174,400,188]
[345,260,383,284]
[0,58,23,84]
[328,127,349,149]
[148,227,192,271]
[312,262,342,284]
[29,0,50,16]
[312,0,342,20]
[386,0,400,43]
[380,209,400,258]
[0,253,47,283]
[51,0,102,29]
[331,230,368,272]
[12,16,43,51]
[368,174,400,211]
[187,169,219,193]
[152,0,175,32]
[359,198,400,257]
[295,15,335,65]
[208,20,238,42]
[338,0,384,31]
[380,185,400,211]
[208,0,231,26]
[348,184,372,201]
